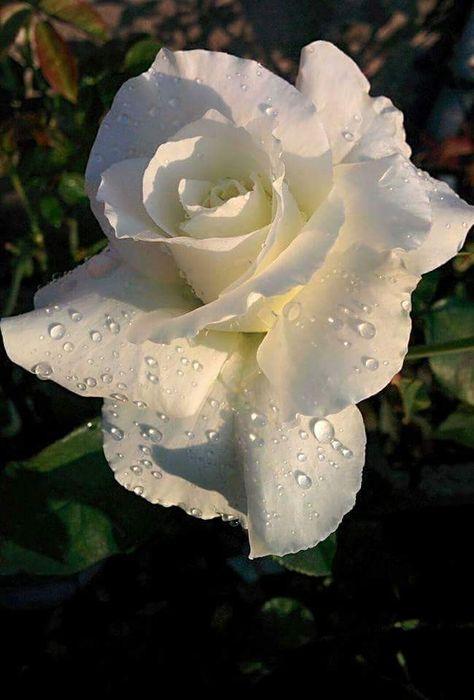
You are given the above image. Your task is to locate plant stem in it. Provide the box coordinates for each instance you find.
[406,336,474,360]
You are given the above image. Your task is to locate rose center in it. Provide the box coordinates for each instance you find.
[202,177,249,208]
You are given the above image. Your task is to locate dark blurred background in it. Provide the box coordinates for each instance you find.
[1,1,473,697]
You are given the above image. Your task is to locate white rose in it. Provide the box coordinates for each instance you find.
[2,42,473,558]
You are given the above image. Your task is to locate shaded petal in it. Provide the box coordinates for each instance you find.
[403,174,474,274]
[1,250,239,417]
[128,189,343,341]
[257,245,420,420]
[102,348,247,520]
[297,41,410,164]
[334,154,431,252]
[97,157,164,241]
[235,369,365,558]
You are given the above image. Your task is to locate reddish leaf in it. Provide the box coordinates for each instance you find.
[39,0,108,40]
[0,3,32,56]
[33,20,78,103]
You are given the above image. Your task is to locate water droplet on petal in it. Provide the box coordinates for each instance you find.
[282,301,301,322]
[311,418,335,443]
[32,362,53,379]
[48,323,65,340]
[342,129,354,141]
[401,299,411,312]
[357,321,376,339]
[63,342,74,352]
[363,357,379,371]
[294,471,312,489]
[90,330,102,343]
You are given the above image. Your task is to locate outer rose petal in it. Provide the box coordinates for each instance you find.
[334,154,431,252]
[402,175,474,275]
[102,349,247,520]
[257,245,420,420]
[297,41,410,164]
[0,250,239,417]
[236,368,365,558]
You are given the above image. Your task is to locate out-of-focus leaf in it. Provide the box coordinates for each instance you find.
[412,269,440,314]
[33,20,78,103]
[124,38,161,73]
[259,597,315,649]
[0,421,169,576]
[39,0,108,40]
[40,194,64,228]
[425,298,474,405]
[58,171,85,204]
[396,377,431,422]
[0,3,31,56]
[435,405,474,449]
[274,533,337,577]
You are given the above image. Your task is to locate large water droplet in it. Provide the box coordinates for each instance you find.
[49,323,65,340]
[63,342,74,352]
[363,357,379,371]
[356,321,376,339]
[105,316,120,334]
[90,330,102,343]
[32,362,53,379]
[108,425,124,441]
[294,471,312,489]
[311,418,335,443]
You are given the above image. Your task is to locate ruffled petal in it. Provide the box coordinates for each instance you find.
[235,369,365,558]
[403,174,474,275]
[297,41,410,164]
[101,348,247,520]
[1,250,239,417]
[257,245,420,420]
[334,154,431,252]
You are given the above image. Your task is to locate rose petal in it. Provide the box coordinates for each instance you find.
[235,368,365,558]
[257,245,419,420]
[97,157,164,241]
[334,154,431,252]
[297,41,410,164]
[101,349,247,520]
[403,175,474,274]
[1,250,240,417]
[128,188,343,341]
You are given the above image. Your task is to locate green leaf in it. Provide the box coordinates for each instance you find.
[424,298,474,405]
[259,597,315,649]
[40,194,64,228]
[397,377,431,422]
[274,532,337,577]
[58,171,85,204]
[33,19,78,102]
[39,0,108,40]
[0,421,168,577]
[0,3,32,56]
[124,38,161,74]
[435,405,474,449]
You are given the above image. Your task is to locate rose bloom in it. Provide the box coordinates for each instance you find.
[2,42,473,557]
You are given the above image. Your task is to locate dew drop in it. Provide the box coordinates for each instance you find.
[110,393,128,402]
[311,418,335,443]
[282,301,301,322]
[192,360,203,372]
[48,323,66,340]
[108,426,124,441]
[105,317,120,334]
[151,471,162,479]
[356,321,376,339]
[145,356,157,367]
[101,373,113,383]
[363,357,379,371]
[32,362,53,379]
[69,309,82,322]
[299,430,308,440]
[63,342,74,352]
[133,485,144,496]
[294,471,312,489]
[148,428,162,443]
[146,372,159,384]
[401,299,411,312]
[90,330,102,343]
[85,377,97,387]
[342,129,354,141]
[297,452,307,462]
